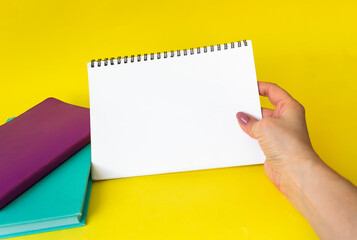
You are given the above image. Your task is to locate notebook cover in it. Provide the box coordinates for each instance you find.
[0,118,92,238]
[0,180,92,239]
[0,98,90,209]
[87,40,265,180]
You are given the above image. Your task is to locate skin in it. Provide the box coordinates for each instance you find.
[236,82,357,240]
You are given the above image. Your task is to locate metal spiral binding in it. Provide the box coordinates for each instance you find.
[90,40,248,68]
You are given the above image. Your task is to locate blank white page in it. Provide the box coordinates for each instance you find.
[88,40,265,180]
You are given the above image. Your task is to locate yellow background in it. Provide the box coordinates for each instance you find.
[1,0,356,239]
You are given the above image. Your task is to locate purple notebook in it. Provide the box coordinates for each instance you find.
[0,98,90,209]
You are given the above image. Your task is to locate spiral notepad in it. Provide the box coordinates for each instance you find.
[87,40,265,180]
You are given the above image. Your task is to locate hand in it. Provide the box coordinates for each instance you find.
[236,82,318,195]
[236,82,357,240]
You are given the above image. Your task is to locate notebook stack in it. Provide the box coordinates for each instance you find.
[0,98,92,239]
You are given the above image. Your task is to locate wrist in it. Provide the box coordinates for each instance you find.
[278,150,323,203]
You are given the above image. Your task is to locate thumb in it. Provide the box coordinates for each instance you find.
[236,112,260,139]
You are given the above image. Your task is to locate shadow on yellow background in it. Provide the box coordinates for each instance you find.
[0,0,356,239]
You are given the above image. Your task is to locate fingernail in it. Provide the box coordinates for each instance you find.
[236,112,250,126]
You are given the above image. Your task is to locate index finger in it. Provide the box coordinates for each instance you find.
[258,82,295,107]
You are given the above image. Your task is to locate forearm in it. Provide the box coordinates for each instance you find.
[282,156,357,240]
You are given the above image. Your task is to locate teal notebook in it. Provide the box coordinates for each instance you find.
[0,118,92,239]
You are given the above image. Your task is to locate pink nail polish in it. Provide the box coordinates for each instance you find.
[236,112,250,126]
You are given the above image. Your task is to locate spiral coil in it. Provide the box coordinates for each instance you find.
[90,40,248,68]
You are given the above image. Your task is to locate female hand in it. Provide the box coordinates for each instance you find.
[236,82,357,240]
[236,81,318,195]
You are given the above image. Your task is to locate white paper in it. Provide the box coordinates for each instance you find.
[88,40,265,180]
